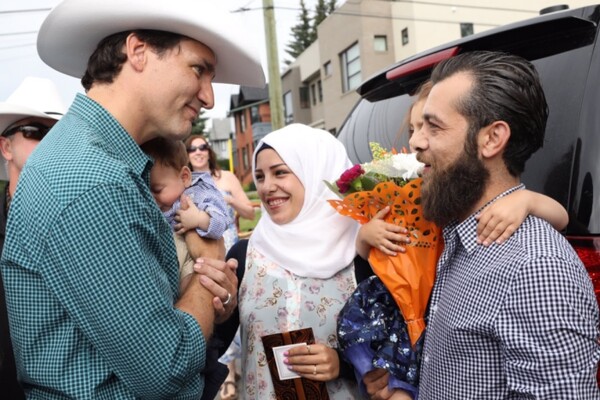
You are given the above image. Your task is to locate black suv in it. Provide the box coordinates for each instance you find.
[338,4,600,303]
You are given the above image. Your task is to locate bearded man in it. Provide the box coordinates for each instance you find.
[410,51,600,399]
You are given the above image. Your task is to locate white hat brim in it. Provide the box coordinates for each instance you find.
[37,0,266,87]
[0,103,61,135]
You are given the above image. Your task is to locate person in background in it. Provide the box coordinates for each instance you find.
[412,51,599,398]
[185,134,255,400]
[0,76,65,400]
[142,137,229,265]
[185,134,255,250]
[0,0,264,398]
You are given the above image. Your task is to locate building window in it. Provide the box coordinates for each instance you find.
[283,91,294,124]
[299,86,310,109]
[460,23,474,37]
[317,80,323,102]
[401,28,409,45]
[250,106,260,124]
[242,147,249,169]
[239,112,246,132]
[324,61,332,77]
[374,35,387,52]
[311,84,317,105]
[340,42,361,93]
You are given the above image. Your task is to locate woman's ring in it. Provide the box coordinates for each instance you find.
[313,364,317,375]
[307,345,311,355]
[222,292,232,306]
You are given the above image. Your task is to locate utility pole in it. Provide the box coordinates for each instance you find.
[263,0,285,130]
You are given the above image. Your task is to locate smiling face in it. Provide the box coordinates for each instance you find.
[409,72,472,179]
[142,38,216,141]
[187,136,210,172]
[254,148,305,225]
[409,72,489,225]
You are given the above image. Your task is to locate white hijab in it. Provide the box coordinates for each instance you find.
[249,124,360,279]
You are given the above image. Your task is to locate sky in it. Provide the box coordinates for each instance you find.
[0,0,338,121]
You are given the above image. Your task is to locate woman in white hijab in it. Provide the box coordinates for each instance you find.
[221,124,370,399]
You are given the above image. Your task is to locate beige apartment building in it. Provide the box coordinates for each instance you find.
[282,0,593,134]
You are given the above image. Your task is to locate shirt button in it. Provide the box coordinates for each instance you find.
[424,355,429,363]
[431,305,438,313]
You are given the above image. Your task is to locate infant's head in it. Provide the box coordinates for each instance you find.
[141,138,192,211]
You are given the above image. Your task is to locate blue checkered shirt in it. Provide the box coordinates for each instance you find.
[163,171,229,239]
[419,185,600,399]
[0,94,207,399]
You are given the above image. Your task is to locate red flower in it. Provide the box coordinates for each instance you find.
[336,164,364,193]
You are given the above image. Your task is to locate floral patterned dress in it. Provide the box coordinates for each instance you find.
[238,243,361,399]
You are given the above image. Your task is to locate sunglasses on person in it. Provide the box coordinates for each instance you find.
[2,123,51,141]
[186,144,210,153]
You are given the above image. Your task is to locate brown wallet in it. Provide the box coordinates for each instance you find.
[261,327,330,400]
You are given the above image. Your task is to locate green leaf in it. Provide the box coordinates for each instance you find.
[360,174,380,191]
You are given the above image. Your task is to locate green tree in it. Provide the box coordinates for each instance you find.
[191,110,208,135]
[284,0,312,63]
[327,0,337,14]
[311,0,328,42]
[311,0,336,43]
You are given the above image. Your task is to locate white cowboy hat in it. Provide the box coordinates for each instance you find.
[0,77,66,135]
[37,0,266,87]
[0,77,66,181]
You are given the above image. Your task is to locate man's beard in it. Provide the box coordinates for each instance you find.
[421,144,489,227]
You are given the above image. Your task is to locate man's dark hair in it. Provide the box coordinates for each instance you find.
[430,51,549,176]
[81,30,184,91]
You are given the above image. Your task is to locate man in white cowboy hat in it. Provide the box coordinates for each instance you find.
[0,0,265,398]
[0,76,65,400]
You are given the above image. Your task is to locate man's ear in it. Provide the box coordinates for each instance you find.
[124,33,148,72]
[0,137,13,161]
[180,166,192,186]
[480,121,510,159]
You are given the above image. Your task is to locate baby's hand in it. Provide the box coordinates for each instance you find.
[175,195,203,234]
[476,192,527,246]
[359,207,410,256]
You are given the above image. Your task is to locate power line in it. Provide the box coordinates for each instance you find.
[0,8,51,14]
[0,31,37,37]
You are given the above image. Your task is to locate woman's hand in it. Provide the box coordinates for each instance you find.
[283,343,340,382]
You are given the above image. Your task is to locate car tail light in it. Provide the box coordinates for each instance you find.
[567,236,600,385]
[385,47,459,81]
[568,236,600,303]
